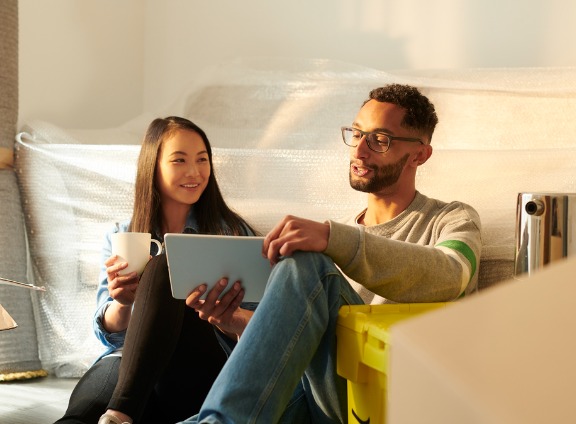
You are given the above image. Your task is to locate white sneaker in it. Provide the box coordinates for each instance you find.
[97,413,131,424]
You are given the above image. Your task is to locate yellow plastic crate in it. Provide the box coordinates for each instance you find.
[336,303,448,424]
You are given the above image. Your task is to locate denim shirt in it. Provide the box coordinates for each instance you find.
[92,210,256,359]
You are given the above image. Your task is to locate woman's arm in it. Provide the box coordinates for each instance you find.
[101,254,139,331]
[186,278,253,340]
[93,222,139,347]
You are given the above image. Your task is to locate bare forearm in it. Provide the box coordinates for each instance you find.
[213,308,254,341]
[102,301,132,333]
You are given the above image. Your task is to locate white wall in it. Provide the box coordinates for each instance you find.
[19,0,145,129]
[19,0,576,130]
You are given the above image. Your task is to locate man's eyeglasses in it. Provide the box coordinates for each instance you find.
[341,127,423,153]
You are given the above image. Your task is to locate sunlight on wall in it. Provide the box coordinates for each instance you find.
[18,0,576,130]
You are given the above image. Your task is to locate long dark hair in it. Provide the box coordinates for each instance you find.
[129,116,257,237]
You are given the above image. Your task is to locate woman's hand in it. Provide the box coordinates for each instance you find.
[102,255,140,332]
[105,255,139,306]
[186,278,253,340]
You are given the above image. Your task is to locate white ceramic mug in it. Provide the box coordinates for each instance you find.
[111,232,162,276]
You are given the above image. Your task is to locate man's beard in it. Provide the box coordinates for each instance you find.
[349,153,410,193]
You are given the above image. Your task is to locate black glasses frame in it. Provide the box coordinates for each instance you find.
[341,126,423,153]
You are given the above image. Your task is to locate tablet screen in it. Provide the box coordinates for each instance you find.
[165,233,272,302]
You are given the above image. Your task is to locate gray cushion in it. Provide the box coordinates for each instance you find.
[0,0,43,376]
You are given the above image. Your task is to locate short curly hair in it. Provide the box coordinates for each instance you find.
[364,84,438,143]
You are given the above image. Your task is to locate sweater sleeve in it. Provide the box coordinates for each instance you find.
[324,204,481,303]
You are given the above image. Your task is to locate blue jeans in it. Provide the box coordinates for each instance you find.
[179,251,364,424]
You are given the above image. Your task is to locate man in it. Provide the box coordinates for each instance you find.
[102,84,481,424]
[181,84,481,423]
[175,84,482,423]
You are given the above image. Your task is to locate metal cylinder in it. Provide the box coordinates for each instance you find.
[514,192,576,276]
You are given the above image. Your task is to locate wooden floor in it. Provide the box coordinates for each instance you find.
[0,375,77,424]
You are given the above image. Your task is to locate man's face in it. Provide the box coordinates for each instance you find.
[348,100,422,194]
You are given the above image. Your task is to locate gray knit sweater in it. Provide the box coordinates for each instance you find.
[324,191,482,304]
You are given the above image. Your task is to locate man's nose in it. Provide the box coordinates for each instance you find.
[352,135,370,158]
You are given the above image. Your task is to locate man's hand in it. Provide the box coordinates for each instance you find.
[262,215,330,264]
[186,278,253,340]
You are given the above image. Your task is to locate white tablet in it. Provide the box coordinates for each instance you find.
[164,233,272,302]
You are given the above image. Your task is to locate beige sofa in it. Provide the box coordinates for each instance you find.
[12,60,576,376]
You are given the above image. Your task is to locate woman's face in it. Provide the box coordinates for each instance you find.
[155,129,211,210]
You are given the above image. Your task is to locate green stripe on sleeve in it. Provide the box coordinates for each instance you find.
[436,240,477,277]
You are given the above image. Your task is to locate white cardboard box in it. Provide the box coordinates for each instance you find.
[388,256,576,424]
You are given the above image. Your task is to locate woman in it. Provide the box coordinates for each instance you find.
[56,116,257,424]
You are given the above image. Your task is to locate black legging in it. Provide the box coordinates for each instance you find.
[55,355,122,424]
[56,254,227,423]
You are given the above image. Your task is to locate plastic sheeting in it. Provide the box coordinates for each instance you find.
[13,58,576,376]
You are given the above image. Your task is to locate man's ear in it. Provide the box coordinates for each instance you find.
[416,144,433,165]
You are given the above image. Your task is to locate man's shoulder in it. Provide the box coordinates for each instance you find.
[416,193,481,229]
[418,192,478,215]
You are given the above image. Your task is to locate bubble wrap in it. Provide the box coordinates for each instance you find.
[15,138,139,376]
[13,58,576,376]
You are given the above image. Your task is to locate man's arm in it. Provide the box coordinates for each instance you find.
[325,206,481,303]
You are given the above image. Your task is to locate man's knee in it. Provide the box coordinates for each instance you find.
[286,251,335,271]
[270,251,341,291]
